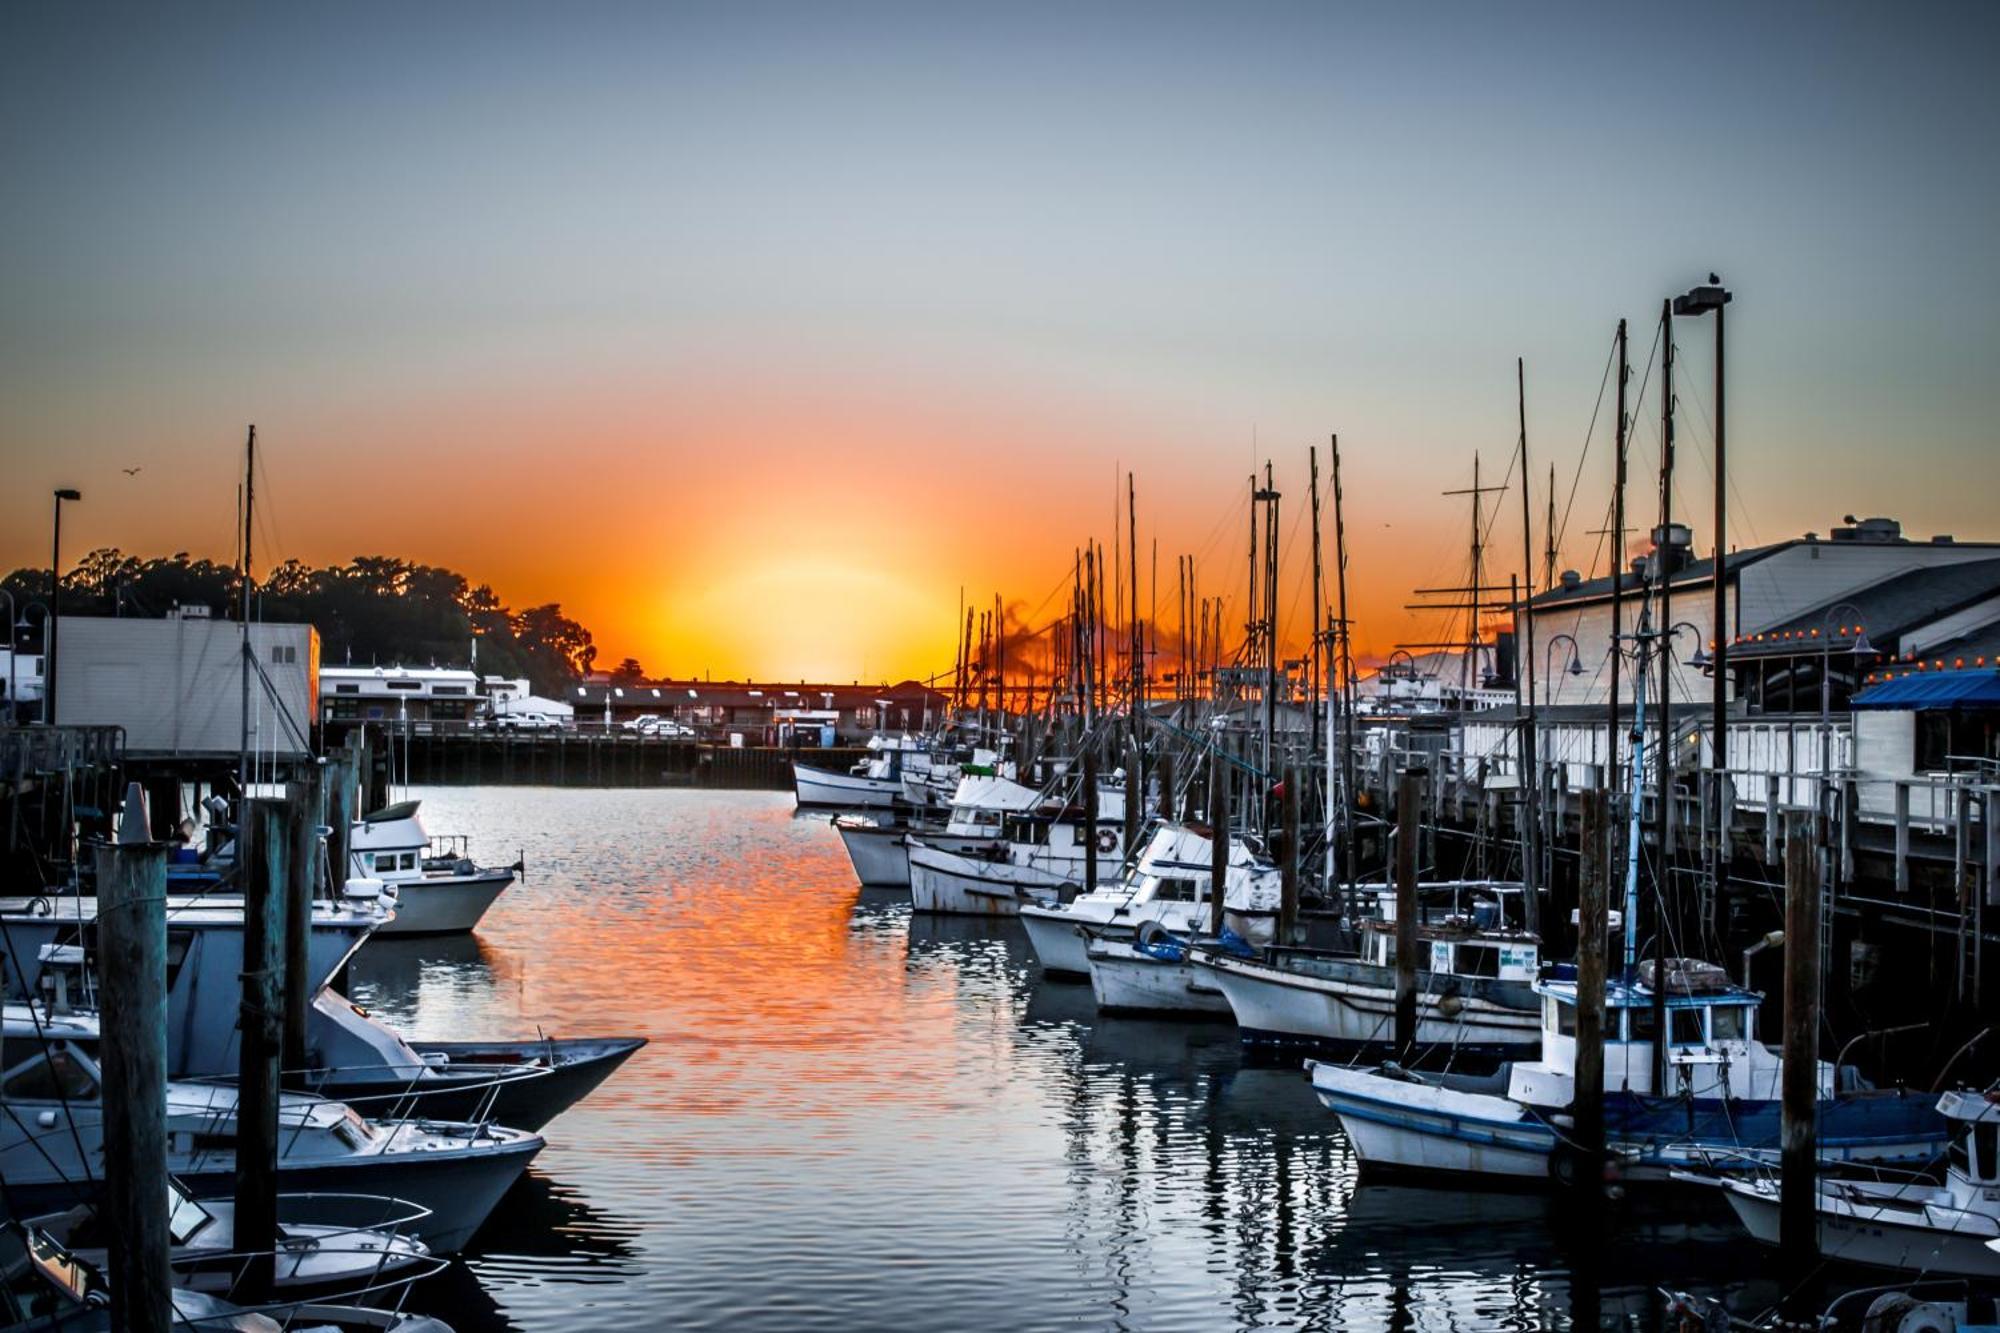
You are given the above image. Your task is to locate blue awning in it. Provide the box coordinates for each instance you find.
[1851,669,2000,710]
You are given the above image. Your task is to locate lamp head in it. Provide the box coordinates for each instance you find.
[53,488,80,502]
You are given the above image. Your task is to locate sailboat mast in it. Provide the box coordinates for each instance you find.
[238,423,256,798]
[1331,433,1355,911]
[1516,359,1540,932]
[1608,320,1628,814]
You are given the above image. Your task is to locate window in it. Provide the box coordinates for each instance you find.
[335,684,359,695]
[1710,1006,1746,1041]
[402,853,418,870]
[1153,877,1199,902]
[268,644,296,664]
[2,1046,97,1100]
[1950,1131,1971,1176]
[1671,1008,1706,1046]
[1556,1002,1576,1037]
[1456,945,1500,978]
[386,680,423,691]
[1916,713,1951,772]
[434,685,466,696]
[1977,1121,1998,1182]
[1630,1007,1659,1044]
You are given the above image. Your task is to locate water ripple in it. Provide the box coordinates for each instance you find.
[344,787,1786,1332]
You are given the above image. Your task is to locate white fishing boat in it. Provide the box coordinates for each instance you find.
[835,769,1035,887]
[1308,963,1943,1184]
[0,1004,542,1253]
[1693,1089,2000,1278]
[34,1179,435,1299]
[1086,930,1236,1016]
[795,734,941,809]
[1,1223,456,1332]
[1192,882,1540,1055]
[348,800,515,936]
[0,893,387,1079]
[1019,822,1280,977]
[907,777,1127,917]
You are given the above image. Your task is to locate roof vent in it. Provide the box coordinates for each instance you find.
[1830,516,1902,544]
[1559,569,1582,591]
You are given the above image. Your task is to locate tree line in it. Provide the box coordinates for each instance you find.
[3,550,599,695]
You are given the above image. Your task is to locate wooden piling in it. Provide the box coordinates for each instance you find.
[1209,748,1228,939]
[326,733,361,893]
[97,785,172,1333]
[1782,810,1820,1299]
[236,796,291,1299]
[1280,763,1300,944]
[1156,751,1175,825]
[1572,787,1609,1194]
[1394,767,1424,1054]
[284,771,319,1080]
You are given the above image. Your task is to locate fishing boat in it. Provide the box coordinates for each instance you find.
[1308,961,1943,1184]
[907,777,1127,917]
[1689,1089,2000,1278]
[1191,881,1540,1057]
[832,754,1019,885]
[0,893,386,1079]
[346,800,516,936]
[1086,926,1242,1017]
[0,1005,543,1253]
[32,1179,436,1299]
[795,734,940,809]
[1019,822,1280,977]
[0,1221,456,1332]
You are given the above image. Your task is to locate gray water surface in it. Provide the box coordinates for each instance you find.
[344,786,1780,1331]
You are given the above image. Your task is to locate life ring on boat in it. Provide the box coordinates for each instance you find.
[1095,828,1118,854]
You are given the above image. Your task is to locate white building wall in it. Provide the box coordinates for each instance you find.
[53,616,317,758]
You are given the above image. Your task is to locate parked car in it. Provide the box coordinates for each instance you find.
[486,711,560,732]
[622,714,694,739]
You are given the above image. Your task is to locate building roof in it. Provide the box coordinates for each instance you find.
[1527,543,1788,611]
[569,677,946,709]
[1725,557,2000,663]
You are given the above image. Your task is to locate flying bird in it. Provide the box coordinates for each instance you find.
[122,467,142,476]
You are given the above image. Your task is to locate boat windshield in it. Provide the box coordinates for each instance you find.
[24,1227,103,1305]
[166,1181,214,1245]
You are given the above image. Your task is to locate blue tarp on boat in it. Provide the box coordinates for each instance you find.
[1850,669,2000,711]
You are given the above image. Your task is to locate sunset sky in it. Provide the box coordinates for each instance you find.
[4,3,1996,683]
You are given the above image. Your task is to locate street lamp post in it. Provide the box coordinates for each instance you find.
[1544,633,1586,697]
[0,590,14,724]
[1673,276,1732,930]
[48,488,81,725]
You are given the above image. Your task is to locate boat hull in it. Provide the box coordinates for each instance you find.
[1087,941,1232,1016]
[1199,952,1539,1059]
[794,762,903,809]
[1019,906,1099,976]
[907,844,1069,916]
[6,1127,543,1255]
[402,1036,647,1131]
[375,869,513,936]
[1313,1062,1946,1185]
[1712,1177,2000,1278]
[834,818,911,886]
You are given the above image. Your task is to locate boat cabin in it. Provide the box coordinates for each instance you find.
[1939,1089,2000,1188]
[1358,882,1540,982]
[1514,964,1811,1102]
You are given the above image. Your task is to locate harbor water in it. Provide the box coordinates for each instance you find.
[348,786,1784,1331]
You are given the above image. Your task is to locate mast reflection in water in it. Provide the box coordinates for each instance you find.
[345,787,1772,1331]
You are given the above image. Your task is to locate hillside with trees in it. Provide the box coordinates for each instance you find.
[2,551,599,695]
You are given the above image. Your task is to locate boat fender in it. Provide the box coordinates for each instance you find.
[1547,1141,1594,1191]
[1095,828,1117,854]
[1435,992,1464,1017]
